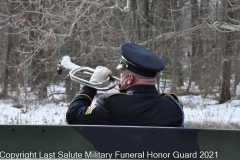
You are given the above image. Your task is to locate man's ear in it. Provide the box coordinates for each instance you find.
[128,74,133,84]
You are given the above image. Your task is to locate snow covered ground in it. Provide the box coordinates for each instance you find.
[0,83,239,129]
[182,95,240,129]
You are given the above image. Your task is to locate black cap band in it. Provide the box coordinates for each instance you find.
[119,56,157,78]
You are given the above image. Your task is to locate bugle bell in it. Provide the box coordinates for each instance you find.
[57,56,119,90]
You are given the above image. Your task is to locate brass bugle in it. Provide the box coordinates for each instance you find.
[57,56,119,91]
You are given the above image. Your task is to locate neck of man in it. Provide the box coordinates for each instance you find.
[126,77,156,89]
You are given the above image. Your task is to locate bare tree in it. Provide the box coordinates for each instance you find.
[1,0,240,108]
[220,0,235,103]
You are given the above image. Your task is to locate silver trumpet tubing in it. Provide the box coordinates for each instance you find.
[57,56,119,91]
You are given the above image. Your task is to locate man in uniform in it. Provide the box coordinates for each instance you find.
[66,43,184,127]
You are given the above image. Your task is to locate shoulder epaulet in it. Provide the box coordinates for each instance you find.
[162,92,184,127]
[162,92,182,105]
[105,92,127,98]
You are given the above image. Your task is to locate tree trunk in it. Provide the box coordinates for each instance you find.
[219,1,233,103]
[2,1,13,98]
[129,0,140,42]
[220,60,231,103]
[190,0,204,84]
[170,1,184,93]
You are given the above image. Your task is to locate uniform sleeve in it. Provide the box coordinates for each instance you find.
[66,86,109,125]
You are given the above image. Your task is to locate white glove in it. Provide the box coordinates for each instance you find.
[89,66,112,84]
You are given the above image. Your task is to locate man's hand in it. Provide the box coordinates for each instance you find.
[89,66,112,84]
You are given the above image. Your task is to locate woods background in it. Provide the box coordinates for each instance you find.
[0,0,240,111]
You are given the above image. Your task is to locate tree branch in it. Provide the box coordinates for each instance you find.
[141,21,240,45]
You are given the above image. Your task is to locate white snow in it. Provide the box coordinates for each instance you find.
[0,83,239,129]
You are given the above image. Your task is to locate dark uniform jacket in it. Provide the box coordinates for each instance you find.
[66,85,184,127]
